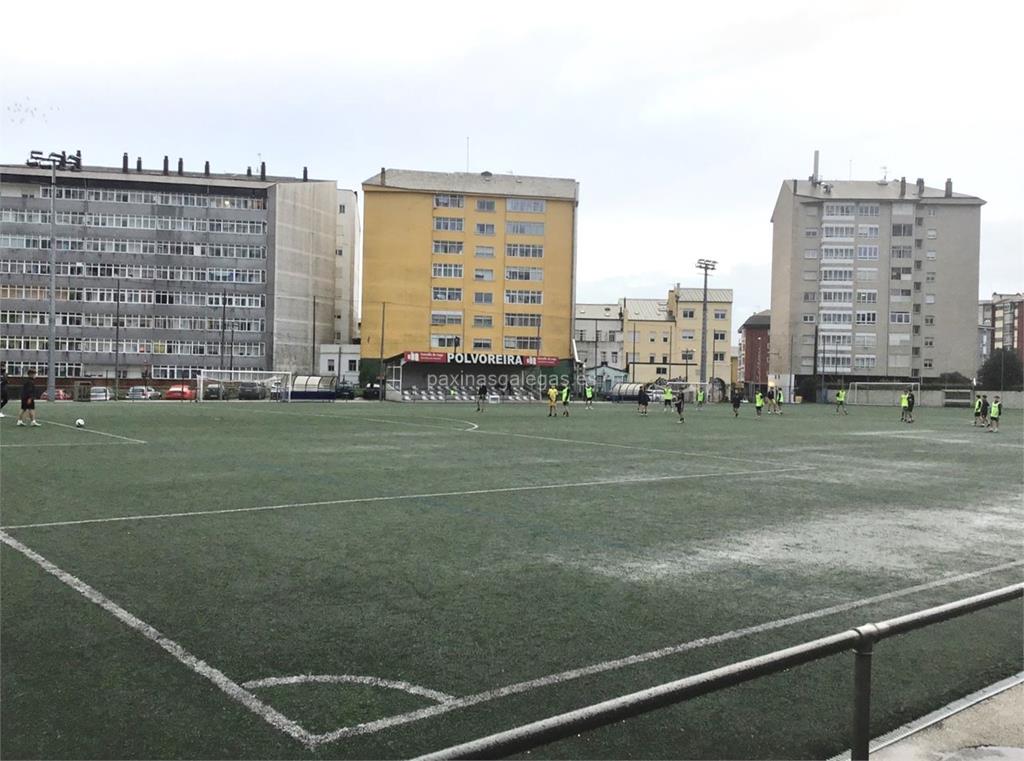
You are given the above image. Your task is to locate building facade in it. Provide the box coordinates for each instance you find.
[573,303,626,392]
[769,172,984,387]
[737,309,770,394]
[360,169,579,393]
[0,158,338,380]
[985,293,1024,366]
[334,189,360,344]
[620,284,733,385]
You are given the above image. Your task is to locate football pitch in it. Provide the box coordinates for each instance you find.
[1,399,1021,759]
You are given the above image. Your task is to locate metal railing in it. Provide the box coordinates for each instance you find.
[415,583,1023,761]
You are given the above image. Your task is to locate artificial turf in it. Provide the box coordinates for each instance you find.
[1,398,1021,759]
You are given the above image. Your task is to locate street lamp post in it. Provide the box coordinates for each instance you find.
[25,150,82,402]
[696,259,717,386]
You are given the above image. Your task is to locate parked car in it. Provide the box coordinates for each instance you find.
[362,383,381,400]
[335,382,356,400]
[164,384,196,401]
[127,385,161,400]
[237,381,268,400]
[203,383,229,400]
[90,387,115,401]
[40,388,72,400]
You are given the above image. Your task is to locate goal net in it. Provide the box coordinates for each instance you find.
[847,381,920,406]
[197,369,292,402]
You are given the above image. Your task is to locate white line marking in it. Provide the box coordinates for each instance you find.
[308,559,1024,746]
[0,466,810,530]
[472,429,753,464]
[0,530,315,748]
[0,441,136,449]
[242,674,456,704]
[44,420,147,444]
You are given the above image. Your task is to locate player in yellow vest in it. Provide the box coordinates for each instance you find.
[663,386,673,413]
[560,384,571,417]
[899,391,909,422]
[835,388,848,415]
[697,388,705,408]
[547,385,558,417]
[973,395,983,426]
[754,390,764,417]
[987,396,1002,432]
[584,383,595,409]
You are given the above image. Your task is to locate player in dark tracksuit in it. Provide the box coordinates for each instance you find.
[17,369,41,427]
[0,367,8,418]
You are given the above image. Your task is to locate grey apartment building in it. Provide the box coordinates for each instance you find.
[769,170,984,387]
[0,158,338,381]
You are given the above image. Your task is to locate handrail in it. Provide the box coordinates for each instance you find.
[415,583,1023,761]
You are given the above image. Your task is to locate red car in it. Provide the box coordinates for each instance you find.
[40,388,72,400]
[164,384,196,400]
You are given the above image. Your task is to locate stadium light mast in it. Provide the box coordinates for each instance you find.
[25,150,82,403]
[696,259,717,385]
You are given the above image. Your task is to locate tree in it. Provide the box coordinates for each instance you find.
[977,348,1024,391]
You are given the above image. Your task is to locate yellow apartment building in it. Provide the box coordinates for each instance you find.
[361,170,579,379]
[621,285,733,386]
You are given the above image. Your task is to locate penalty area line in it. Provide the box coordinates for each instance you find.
[45,420,147,444]
[309,558,1024,746]
[0,530,315,748]
[0,465,812,530]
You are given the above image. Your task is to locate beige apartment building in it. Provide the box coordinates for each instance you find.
[621,284,732,385]
[770,171,984,386]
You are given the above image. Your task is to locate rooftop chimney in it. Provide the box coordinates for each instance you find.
[916,177,925,196]
[246,166,252,177]
[204,161,210,177]
[812,149,820,185]
[177,158,184,176]
[136,157,142,172]
[260,161,266,181]
[122,153,129,173]
[302,166,308,182]
[381,167,386,186]
[945,178,953,198]
[162,156,169,175]
[899,176,906,197]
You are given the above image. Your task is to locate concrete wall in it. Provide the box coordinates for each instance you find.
[268,181,337,374]
[335,189,359,343]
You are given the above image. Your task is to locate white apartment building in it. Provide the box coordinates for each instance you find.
[770,168,983,386]
[573,303,626,392]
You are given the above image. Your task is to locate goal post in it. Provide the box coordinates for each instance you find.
[847,381,920,406]
[197,369,292,402]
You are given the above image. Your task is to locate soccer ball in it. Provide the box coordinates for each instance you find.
[75,419,85,428]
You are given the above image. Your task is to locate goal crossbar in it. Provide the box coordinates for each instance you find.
[848,381,920,406]
[197,369,292,402]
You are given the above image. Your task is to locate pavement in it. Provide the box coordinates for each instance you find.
[831,675,1024,761]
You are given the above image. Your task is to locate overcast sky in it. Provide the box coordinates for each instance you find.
[3,1,1021,339]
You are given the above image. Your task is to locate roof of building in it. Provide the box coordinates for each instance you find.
[739,309,771,332]
[672,287,733,303]
[619,298,668,321]
[363,168,579,200]
[784,178,984,204]
[991,292,1024,304]
[1,162,332,189]
[575,303,621,320]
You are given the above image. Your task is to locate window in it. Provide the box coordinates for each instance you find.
[505,336,540,350]
[891,245,913,259]
[927,229,937,239]
[661,353,669,362]
[854,355,877,369]
[506,221,544,236]
[856,290,877,304]
[925,294,936,304]
[890,311,911,324]
[433,240,463,255]
[804,249,819,259]
[433,194,464,208]
[474,315,493,328]
[855,333,877,348]
[335,248,344,257]
[713,351,726,362]
[924,315,935,326]
[824,203,855,217]
[820,312,852,325]
[923,358,933,369]
[892,223,914,237]
[505,266,544,281]
[855,311,877,325]
[506,243,544,258]
[858,225,879,238]
[913,281,921,292]
[803,292,818,302]
[914,260,923,270]
[648,354,655,363]
[821,268,853,282]
[804,228,819,237]
[857,204,880,216]
[338,204,346,214]
[681,350,694,360]
[433,217,464,231]
[927,207,937,217]
[476,199,495,212]
[821,289,853,303]
[681,309,695,318]
[348,359,358,372]
[802,314,816,323]
[803,271,819,281]
[822,246,854,260]
[655,367,668,375]
[507,198,545,213]
[505,289,543,305]
[926,250,937,260]
[432,263,463,278]
[890,287,912,299]
[713,330,727,340]
[430,334,460,348]
[924,336,934,347]
[475,223,495,236]
[890,266,912,280]
[805,205,818,216]
[431,311,462,325]
[926,272,936,283]
[857,245,879,260]
[822,224,856,238]
[475,246,494,258]
[681,329,695,339]
[915,238,923,248]
[432,287,461,301]
[473,338,492,350]
[915,217,924,226]
[505,313,541,327]
[474,268,494,281]
[474,292,493,304]
[714,309,727,319]
[611,351,619,363]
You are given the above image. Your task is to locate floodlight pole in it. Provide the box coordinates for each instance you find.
[47,162,56,402]
[113,279,121,400]
[696,259,717,385]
